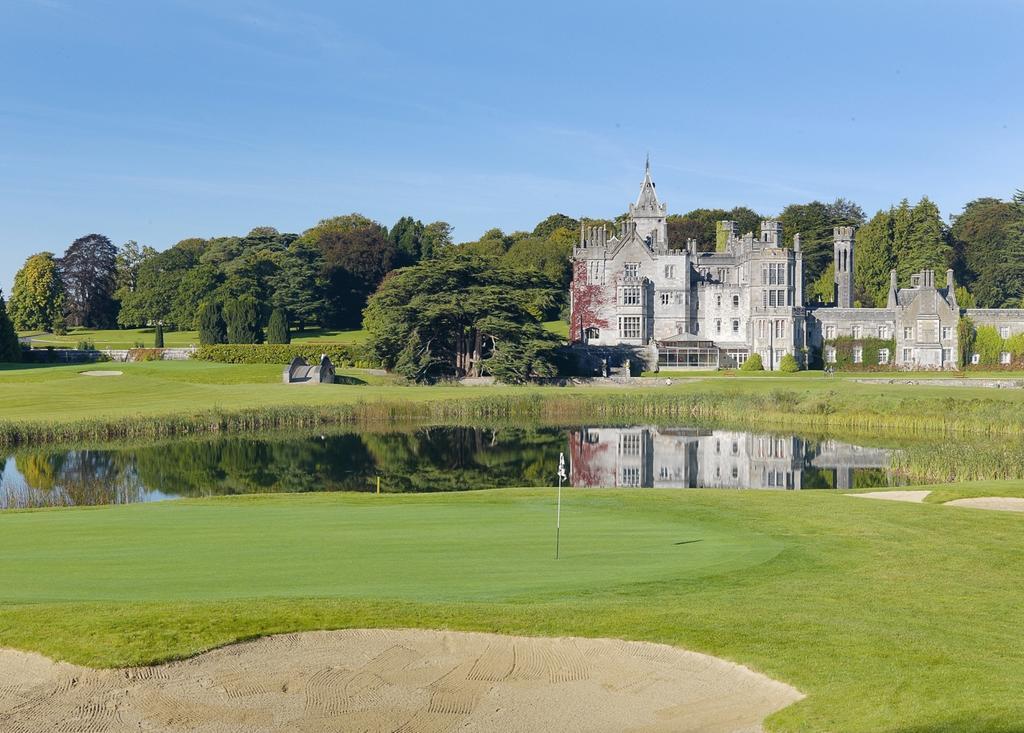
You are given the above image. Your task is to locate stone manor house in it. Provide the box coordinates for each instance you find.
[569,164,1024,370]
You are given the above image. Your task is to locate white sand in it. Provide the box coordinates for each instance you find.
[0,628,802,732]
[79,370,123,377]
[945,497,1024,513]
[847,490,931,503]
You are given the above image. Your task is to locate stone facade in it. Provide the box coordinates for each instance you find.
[569,164,1024,370]
[568,426,891,490]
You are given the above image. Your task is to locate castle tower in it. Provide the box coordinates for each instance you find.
[833,226,855,308]
[628,157,668,248]
[760,220,783,247]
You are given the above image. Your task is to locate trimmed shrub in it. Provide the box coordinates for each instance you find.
[128,348,163,362]
[740,352,764,371]
[957,316,976,369]
[198,301,227,345]
[224,296,262,344]
[779,353,800,373]
[267,308,290,345]
[154,323,164,348]
[192,343,376,369]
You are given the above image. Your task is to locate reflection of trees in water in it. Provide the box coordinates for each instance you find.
[362,428,562,492]
[4,451,146,508]
[121,428,563,498]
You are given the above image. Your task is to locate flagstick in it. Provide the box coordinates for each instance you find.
[556,474,562,560]
[556,451,566,560]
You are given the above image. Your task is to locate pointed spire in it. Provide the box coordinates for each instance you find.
[634,156,661,213]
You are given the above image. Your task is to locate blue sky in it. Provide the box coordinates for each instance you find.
[2,0,1023,294]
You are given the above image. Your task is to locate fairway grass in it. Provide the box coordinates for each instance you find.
[2,487,1024,731]
[5,361,1024,449]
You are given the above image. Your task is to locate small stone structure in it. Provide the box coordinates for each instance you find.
[283,354,336,385]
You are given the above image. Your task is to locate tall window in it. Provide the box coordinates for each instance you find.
[732,295,740,308]
[732,319,740,334]
[715,319,722,334]
[942,326,952,340]
[624,263,639,278]
[825,347,836,364]
[878,325,890,339]
[853,347,863,364]
[1001,351,1012,365]
[775,320,784,338]
[622,287,640,305]
[942,348,953,363]
[619,433,641,455]
[904,327,914,340]
[619,316,641,339]
[825,325,836,339]
[660,292,670,306]
[852,326,862,339]
[769,290,777,307]
[716,294,722,308]
[587,260,604,284]
[664,265,675,279]
[879,348,890,365]
[902,348,913,362]
[1000,326,1011,339]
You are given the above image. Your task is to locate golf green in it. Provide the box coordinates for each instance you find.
[0,491,780,603]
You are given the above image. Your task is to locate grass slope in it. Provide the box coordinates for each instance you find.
[1,487,1023,732]
[6,358,1024,432]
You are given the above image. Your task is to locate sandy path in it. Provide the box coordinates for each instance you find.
[847,490,931,503]
[945,497,1024,512]
[0,628,802,733]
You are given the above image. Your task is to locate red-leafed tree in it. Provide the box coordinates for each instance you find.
[569,260,609,343]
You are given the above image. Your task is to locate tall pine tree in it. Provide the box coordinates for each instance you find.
[854,211,895,307]
[198,301,227,345]
[266,308,290,344]
[0,289,21,363]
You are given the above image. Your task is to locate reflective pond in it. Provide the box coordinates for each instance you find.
[0,425,909,509]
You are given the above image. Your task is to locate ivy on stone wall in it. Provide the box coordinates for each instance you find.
[823,337,896,371]
[968,325,1024,368]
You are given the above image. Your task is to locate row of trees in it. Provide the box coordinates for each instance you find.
[5,216,455,337]
[5,190,1024,373]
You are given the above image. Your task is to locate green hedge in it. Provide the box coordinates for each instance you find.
[193,343,377,369]
[824,337,896,371]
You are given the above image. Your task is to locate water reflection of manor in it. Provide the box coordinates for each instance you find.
[568,427,892,490]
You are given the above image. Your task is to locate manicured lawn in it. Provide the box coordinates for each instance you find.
[2,486,1024,732]
[18,326,368,349]
[3,361,1024,440]
[542,319,569,338]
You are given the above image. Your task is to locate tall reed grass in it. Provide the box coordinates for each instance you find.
[3,388,1024,449]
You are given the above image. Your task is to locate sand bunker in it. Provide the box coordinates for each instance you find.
[945,497,1024,513]
[79,370,123,377]
[0,628,802,732]
[848,490,931,503]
